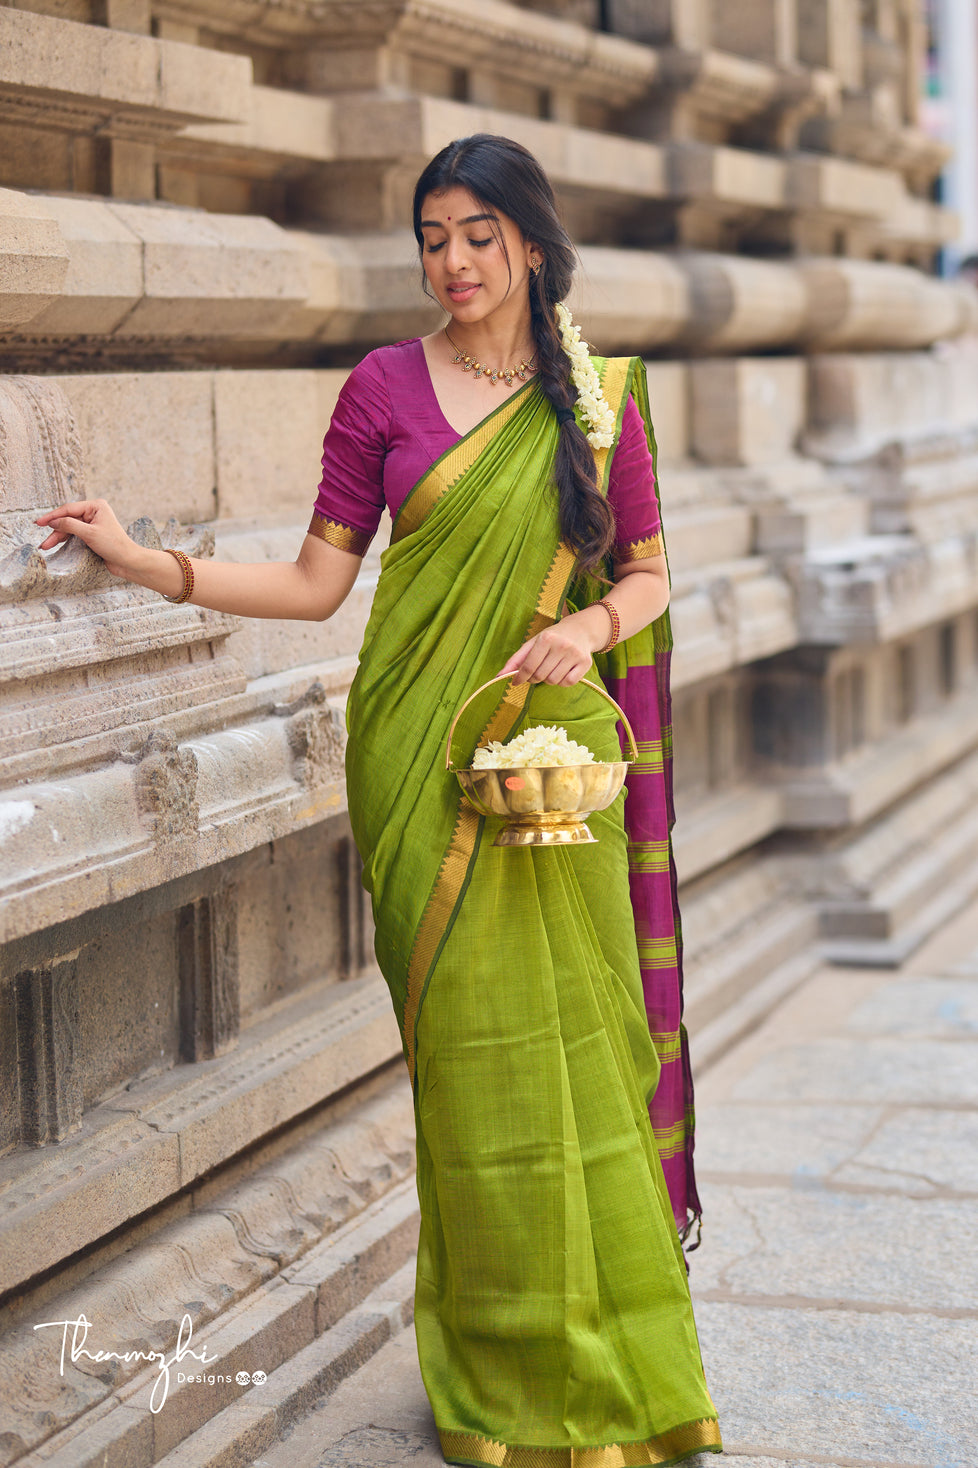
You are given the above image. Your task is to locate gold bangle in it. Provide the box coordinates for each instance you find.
[597,596,620,653]
[161,547,194,605]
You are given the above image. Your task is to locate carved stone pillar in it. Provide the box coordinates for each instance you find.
[178,889,240,1062]
[11,958,83,1146]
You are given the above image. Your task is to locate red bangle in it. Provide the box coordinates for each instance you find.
[597,597,620,653]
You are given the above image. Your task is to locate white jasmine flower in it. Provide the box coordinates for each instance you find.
[472,725,596,769]
[554,303,616,449]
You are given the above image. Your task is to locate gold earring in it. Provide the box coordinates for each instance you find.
[531,260,541,276]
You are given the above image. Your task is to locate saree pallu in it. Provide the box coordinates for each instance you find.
[346,361,720,1466]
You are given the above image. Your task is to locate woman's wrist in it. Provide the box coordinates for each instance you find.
[564,604,612,656]
[128,545,187,598]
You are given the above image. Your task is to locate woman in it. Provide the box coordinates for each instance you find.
[37,135,721,1467]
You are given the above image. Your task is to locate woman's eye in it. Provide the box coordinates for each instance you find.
[470,237,493,248]
[425,242,445,253]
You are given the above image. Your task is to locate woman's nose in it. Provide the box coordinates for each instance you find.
[444,235,469,273]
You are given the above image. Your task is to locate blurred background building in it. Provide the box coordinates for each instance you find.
[3,2,978,1462]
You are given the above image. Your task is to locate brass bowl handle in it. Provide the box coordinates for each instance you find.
[445,672,638,772]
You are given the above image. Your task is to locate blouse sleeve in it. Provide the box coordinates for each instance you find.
[607,393,663,564]
[308,352,391,556]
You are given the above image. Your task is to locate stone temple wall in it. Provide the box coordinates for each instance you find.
[3,1,978,1461]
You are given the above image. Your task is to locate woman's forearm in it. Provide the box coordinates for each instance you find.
[568,563,670,654]
[127,543,354,621]
[34,499,363,623]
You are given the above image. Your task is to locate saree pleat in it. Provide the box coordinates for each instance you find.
[345,367,720,1464]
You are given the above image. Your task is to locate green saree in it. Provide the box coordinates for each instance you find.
[345,361,721,1467]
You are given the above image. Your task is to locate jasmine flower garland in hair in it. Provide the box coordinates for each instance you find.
[554,302,616,450]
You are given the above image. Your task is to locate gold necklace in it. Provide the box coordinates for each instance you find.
[444,328,536,388]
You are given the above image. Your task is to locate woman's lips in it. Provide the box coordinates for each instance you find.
[447,283,480,301]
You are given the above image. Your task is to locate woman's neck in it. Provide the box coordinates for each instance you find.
[444,305,536,367]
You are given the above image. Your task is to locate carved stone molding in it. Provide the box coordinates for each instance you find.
[132,730,201,846]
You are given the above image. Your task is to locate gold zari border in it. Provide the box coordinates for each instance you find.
[439,1417,722,1466]
[402,537,576,1086]
[307,511,371,556]
[615,530,664,564]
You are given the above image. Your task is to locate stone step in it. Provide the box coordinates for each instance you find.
[0,974,403,1297]
[5,1085,418,1467]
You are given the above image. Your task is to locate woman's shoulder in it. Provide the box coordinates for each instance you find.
[342,339,422,403]
[356,338,423,378]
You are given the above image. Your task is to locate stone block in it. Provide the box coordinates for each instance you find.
[0,6,249,127]
[788,153,903,217]
[0,374,84,514]
[690,358,806,466]
[213,370,324,521]
[107,204,310,338]
[643,362,688,464]
[180,84,336,165]
[837,1106,978,1195]
[798,258,964,351]
[95,0,152,32]
[694,1302,977,1465]
[672,252,807,354]
[694,1180,978,1310]
[669,142,788,213]
[52,372,216,525]
[24,194,142,336]
[147,1284,317,1455]
[216,523,377,681]
[805,348,978,462]
[694,1100,882,1181]
[0,1110,182,1293]
[663,504,753,572]
[732,1035,978,1106]
[0,187,69,330]
[569,246,689,354]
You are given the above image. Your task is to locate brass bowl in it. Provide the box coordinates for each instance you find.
[446,674,636,848]
[455,761,629,846]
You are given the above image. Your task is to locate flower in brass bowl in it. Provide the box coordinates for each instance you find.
[446,676,636,849]
[456,724,627,847]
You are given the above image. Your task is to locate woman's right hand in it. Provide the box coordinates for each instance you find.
[35,499,141,580]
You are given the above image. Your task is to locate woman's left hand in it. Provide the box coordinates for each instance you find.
[499,611,602,686]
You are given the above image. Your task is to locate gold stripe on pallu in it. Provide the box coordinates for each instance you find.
[649,1030,682,1064]
[614,531,665,564]
[636,938,677,970]
[394,384,536,542]
[440,1417,722,1466]
[653,1120,689,1158]
[592,355,631,490]
[401,536,577,1086]
[307,512,372,556]
[627,839,671,874]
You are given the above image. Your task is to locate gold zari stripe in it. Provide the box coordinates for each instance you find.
[653,1120,689,1158]
[440,1417,722,1466]
[615,531,664,564]
[649,1029,682,1063]
[627,839,671,874]
[307,512,371,556]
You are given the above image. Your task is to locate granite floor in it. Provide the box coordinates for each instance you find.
[254,901,978,1468]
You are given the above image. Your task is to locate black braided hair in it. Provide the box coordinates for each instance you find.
[412,135,616,575]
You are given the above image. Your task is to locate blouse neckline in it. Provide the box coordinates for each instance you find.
[411,335,540,444]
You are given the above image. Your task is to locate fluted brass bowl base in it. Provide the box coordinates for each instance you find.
[453,761,628,848]
[493,815,597,847]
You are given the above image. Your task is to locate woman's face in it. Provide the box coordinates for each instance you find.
[418,186,536,326]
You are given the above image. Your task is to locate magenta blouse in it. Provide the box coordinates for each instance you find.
[309,338,662,561]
